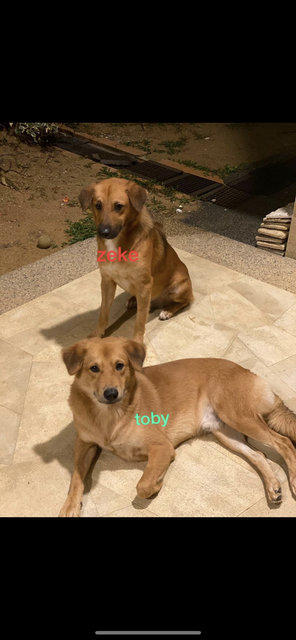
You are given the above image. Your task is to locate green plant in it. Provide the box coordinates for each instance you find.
[215,164,242,177]
[12,122,59,145]
[124,139,152,153]
[155,137,188,156]
[64,214,96,244]
[179,159,220,174]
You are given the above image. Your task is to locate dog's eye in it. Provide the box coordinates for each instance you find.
[115,362,124,371]
[90,364,100,373]
[114,202,123,212]
[96,201,102,210]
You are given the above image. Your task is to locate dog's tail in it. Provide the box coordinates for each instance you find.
[266,394,296,443]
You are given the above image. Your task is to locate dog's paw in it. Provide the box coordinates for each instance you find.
[58,498,82,517]
[158,310,173,321]
[267,481,282,504]
[136,479,162,499]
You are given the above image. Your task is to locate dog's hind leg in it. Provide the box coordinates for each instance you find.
[216,408,296,499]
[266,394,296,442]
[212,423,282,504]
[157,279,194,321]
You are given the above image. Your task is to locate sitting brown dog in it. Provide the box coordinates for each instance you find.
[59,336,296,517]
[79,177,193,343]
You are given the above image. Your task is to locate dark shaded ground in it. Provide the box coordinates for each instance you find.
[182,181,296,245]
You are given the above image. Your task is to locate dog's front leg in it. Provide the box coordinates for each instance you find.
[136,441,175,499]
[91,275,116,338]
[59,436,99,517]
[133,282,152,343]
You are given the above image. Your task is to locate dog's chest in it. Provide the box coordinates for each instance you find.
[98,239,135,294]
[110,439,147,461]
[101,262,133,293]
[78,427,108,449]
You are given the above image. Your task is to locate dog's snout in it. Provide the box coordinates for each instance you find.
[103,387,119,402]
[98,224,112,238]
[97,224,121,239]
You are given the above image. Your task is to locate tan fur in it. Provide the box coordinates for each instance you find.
[266,394,296,441]
[59,337,296,516]
[79,178,193,343]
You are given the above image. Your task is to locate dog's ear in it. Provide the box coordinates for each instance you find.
[61,341,87,375]
[78,184,96,212]
[125,340,146,371]
[126,181,148,212]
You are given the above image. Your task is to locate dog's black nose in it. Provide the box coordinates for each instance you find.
[103,387,119,402]
[98,224,112,238]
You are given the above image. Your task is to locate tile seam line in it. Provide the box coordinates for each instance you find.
[267,351,296,371]
[0,303,89,342]
[7,355,34,443]
[93,478,206,516]
[273,304,296,326]
[0,402,23,417]
[228,279,296,313]
[100,503,160,518]
[170,236,296,293]
[174,241,296,295]
[81,491,130,518]
[0,336,33,358]
[237,327,296,365]
[234,480,290,517]
[0,295,86,323]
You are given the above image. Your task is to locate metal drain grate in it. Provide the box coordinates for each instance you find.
[162,173,218,195]
[120,160,182,182]
[200,185,250,208]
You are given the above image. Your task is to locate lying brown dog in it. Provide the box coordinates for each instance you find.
[79,177,193,343]
[59,336,296,516]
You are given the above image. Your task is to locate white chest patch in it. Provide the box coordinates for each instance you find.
[201,405,223,432]
[104,239,117,253]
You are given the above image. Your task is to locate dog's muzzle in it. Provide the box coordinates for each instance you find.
[104,387,118,402]
[97,224,121,239]
[94,387,120,404]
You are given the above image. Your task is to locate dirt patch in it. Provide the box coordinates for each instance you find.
[1,123,296,277]
[71,122,296,173]
[0,130,105,276]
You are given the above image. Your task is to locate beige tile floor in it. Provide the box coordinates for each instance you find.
[1,248,296,517]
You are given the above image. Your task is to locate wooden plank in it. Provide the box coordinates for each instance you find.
[156,158,224,184]
[285,196,296,259]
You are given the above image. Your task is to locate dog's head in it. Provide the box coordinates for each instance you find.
[62,336,146,405]
[78,178,148,240]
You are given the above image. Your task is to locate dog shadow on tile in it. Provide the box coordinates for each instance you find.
[39,290,160,347]
[33,421,153,510]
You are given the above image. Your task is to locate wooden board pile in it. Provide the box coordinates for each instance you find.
[256,203,294,256]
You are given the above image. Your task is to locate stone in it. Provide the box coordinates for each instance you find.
[37,234,52,249]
